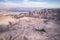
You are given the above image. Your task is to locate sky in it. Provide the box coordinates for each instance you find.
[0,0,60,8]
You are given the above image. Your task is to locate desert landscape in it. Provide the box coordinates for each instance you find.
[0,8,60,40]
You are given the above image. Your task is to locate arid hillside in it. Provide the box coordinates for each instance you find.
[0,8,60,40]
[7,8,60,21]
[29,8,60,20]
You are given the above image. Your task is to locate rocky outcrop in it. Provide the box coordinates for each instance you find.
[29,8,60,21]
[0,17,60,40]
[13,8,60,21]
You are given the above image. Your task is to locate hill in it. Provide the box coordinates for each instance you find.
[0,8,60,40]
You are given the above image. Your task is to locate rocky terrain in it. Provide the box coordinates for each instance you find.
[10,8,60,21]
[29,8,60,20]
[0,8,60,40]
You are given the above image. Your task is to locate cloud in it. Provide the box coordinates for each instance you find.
[0,0,48,7]
[0,0,60,8]
[0,1,48,8]
[24,0,29,2]
[0,2,20,8]
[22,2,47,7]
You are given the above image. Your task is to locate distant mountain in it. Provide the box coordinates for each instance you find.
[28,8,60,21]
[13,8,60,21]
[8,7,44,12]
[0,7,60,21]
[0,7,43,12]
